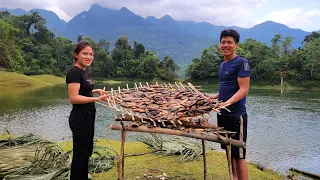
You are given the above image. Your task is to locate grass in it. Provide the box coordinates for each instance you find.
[0,71,65,96]
[58,139,284,180]
[0,71,64,88]
[0,132,284,179]
[30,74,65,85]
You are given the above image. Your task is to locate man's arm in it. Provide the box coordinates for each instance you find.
[223,77,250,106]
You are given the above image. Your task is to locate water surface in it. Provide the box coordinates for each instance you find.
[0,84,319,176]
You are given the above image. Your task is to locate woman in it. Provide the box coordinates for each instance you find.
[66,41,109,180]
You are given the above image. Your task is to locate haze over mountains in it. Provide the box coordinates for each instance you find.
[1,4,317,65]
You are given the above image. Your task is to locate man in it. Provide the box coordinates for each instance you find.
[209,29,250,180]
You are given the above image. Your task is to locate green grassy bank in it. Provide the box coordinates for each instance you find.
[61,139,284,180]
[0,71,65,96]
[0,133,284,179]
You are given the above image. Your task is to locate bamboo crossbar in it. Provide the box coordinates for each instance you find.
[114,115,219,129]
[110,124,245,148]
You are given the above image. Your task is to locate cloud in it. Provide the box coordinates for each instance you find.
[3,0,319,32]
[1,0,265,26]
[99,0,266,27]
[256,7,320,32]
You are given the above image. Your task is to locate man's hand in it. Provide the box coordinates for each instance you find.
[206,93,218,104]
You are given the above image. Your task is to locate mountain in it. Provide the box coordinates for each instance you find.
[62,4,212,65]
[242,21,309,47]
[0,7,26,15]
[1,4,316,65]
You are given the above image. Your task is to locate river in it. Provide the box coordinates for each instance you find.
[0,83,319,176]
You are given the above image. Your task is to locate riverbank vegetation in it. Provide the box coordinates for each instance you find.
[0,11,179,82]
[186,32,320,89]
[1,11,320,90]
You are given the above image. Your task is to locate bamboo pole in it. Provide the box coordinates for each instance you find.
[226,134,233,180]
[114,115,218,129]
[118,122,126,180]
[110,124,245,148]
[202,140,207,180]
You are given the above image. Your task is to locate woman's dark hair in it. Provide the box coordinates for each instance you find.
[73,41,93,62]
[220,29,240,43]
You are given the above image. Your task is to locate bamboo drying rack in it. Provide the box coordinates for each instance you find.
[97,82,245,180]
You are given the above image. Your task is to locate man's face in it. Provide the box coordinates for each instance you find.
[220,36,238,57]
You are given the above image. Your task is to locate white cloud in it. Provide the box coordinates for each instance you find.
[115,0,266,27]
[256,8,320,31]
[0,0,265,26]
[2,0,319,31]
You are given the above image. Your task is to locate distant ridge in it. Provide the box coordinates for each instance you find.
[0,4,315,65]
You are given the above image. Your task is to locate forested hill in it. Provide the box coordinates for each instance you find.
[0,4,316,65]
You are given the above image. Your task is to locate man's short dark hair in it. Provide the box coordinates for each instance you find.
[220,29,240,43]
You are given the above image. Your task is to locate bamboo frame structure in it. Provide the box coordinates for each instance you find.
[100,82,243,180]
[202,140,207,180]
[110,125,245,148]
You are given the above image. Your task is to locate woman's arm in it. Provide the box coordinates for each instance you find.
[68,83,109,104]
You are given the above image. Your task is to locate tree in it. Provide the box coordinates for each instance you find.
[77,35,83,42]
[138,51,159,79]
[304,38,320,79]
[13,11,46,37]
[158,56,179,81]
[0,19,25,72]
[97,39,110,52]
[282,36,294,56]
[303,31,320,43]
[112,36,134,77]
[271,34,282,57]
[133,41,145,58]
[50,37,74,75]
[186,44,221,80]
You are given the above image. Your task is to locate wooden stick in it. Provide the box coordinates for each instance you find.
[202,140,207,180]
[114,115,218,129]
[188,82,205,98]
[225,134,233,180]
[119,122,126,180]
[118,86,121,94]
[110,125,245,147]
[179,82,186,90]
[134,83,138,91]
[175,82,181,89]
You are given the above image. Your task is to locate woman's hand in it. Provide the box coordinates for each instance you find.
[92,88,107,96]
[97,94,110,101]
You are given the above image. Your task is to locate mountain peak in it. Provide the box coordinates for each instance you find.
[256,20,290,28]
[88,4,116,16]
[89,4,103,10]
[119,7,134,15]
[146,16,158,22]
[160,14,174,21]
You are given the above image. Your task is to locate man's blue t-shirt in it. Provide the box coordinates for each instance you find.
[218,56,251,116]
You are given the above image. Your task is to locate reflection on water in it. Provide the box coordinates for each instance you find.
[0,84,319,176]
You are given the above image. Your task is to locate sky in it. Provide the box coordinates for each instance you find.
[0,0,319,32]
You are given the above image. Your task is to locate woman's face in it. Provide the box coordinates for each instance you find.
[74,46,94,69]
